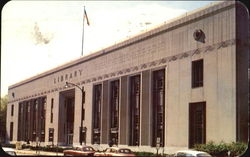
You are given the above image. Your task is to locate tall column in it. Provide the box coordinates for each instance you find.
[101,81,109,144]
[141,70,151,146]
[119,76,128,145]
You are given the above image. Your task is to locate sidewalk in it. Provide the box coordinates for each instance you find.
[15,148,64,156]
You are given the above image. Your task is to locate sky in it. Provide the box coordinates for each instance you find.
[1,0,216,97]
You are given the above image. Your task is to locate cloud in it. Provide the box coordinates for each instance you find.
[32,22,53,45]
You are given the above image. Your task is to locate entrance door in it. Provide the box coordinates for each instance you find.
[59,89,75,146]
[189,102,206,148]
[66,97,74,145]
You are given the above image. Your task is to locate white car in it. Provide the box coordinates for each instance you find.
[175,150,212,157]
[2,147,17,156]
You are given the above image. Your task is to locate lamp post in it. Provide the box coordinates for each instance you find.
[65,81,85,145]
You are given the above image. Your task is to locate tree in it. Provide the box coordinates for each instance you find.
[0,95,8,143]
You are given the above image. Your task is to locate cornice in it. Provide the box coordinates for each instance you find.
[8,38,236,103]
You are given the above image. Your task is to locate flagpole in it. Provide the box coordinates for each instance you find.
[81,6,85,56]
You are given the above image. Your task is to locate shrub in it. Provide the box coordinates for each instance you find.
[0,143,16,148]
[134,151,155,156]
[227,142,248,157]
[194,141,247,157]
[29,145,64,152]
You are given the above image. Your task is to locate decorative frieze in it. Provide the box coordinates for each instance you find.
[141,64,147,69]
[98,76,103,81]
[10,39,235,103]
[125,68,131,73]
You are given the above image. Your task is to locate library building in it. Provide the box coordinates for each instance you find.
[6,1,249,153]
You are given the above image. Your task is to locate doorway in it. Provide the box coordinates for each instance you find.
[65,97,74,145]
[59,89,75,146]
[189,102,206,148]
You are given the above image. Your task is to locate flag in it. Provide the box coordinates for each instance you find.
[84,7,90,26]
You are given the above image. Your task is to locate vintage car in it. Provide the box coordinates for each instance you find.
[94,147,135,156]
[174,150,212,157]
[2,147,17,156]
[63,146,95,156]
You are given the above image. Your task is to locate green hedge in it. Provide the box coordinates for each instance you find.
[29,145,65,152]
[134,151,155,156]
[0,143,16,148]
[194,141,247,157]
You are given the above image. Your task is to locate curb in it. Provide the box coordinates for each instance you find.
[16,149,63,156]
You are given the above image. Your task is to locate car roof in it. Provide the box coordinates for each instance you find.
[2,147,15,152]
[110,147,130,149]
[176,150,209,155]
[74,145,93,148]
[83,146,93,148]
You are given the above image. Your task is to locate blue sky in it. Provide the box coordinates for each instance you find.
[1,1,216,97]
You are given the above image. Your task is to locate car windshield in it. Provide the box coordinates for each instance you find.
[118,149,132,153]
[82,147,94,151]
[197,153,212,157]
[176,152,195,157]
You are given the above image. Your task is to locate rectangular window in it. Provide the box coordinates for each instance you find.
[17,102,22,141]
[192,59,203,88]
[11,105,14,116]
[32,99,38,141]
[50,98,54,123]
[110,80,120,146]
[27,101,32,142]
[24,102,28,141]
[10,122,13,141]
[129,75,141,146]
[92,84,102,144]
[152,69,165,147]
[40,97,46,142]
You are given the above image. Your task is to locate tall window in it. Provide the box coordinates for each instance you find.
[110,80,120,145]
[10,122,13,141]
[129,75,141,146]
[17,97,47,142]
[40,97,46,142]
[92,84,102,144]
[24,102,28,141]
[51,98,54,123]
[32,99,38,141]
[192,59,203,88]
[152,69,165,147]
[11,105,14,116]
[17,102,23,141]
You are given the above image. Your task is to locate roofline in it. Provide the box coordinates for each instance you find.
[9,1,235,90]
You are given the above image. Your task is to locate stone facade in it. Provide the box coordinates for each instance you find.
[6,1,249,154]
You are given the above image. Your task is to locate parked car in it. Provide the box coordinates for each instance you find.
[63,146,95,156]
[94,147,135,156]
[175,150,212,157]
[2,147,17,156]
